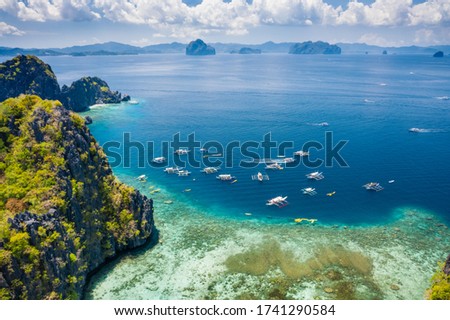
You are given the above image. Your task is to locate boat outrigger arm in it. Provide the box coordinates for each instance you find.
[266,196,288,208]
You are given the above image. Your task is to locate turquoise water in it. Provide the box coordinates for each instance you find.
[39,53,450,300]
[45,54,450,226]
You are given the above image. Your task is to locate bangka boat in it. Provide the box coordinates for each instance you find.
[294,218,317,224]
[201,167,220,174]
[301,187,317,196]
[282,157,295,164]
[265,163,283,170]
[294,150,309,157]
[151,157,166,164]
[306,171,324,180]
[216,174,236,181]
[266,196,288,208]
[177,170,191,177]
[136,174,147,181]
[363,182,384,191]
[175,148,190,155]
[327,191,336,197]
[128,100,139,105]
[251,172,269,181]
[164,166,181,174]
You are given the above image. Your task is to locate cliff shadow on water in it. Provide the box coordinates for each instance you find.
[82,226,160,300]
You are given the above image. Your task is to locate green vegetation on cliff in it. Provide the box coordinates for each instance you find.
[0,95,153,299]
[0,55,129,112]
[289,41,342,54]
[428,261,450,300]
[0,55,60,103]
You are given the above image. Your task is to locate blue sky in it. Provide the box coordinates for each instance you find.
[0,0,449,48]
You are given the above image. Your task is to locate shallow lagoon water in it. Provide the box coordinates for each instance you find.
[84,179,449,299]
[39,54,450,299]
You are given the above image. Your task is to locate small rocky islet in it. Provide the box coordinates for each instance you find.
[0,55,130,112]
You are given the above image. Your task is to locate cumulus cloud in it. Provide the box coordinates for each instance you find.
[0,21,25,36]
[414,27,450,45]
[358,32,403,47]
[1,0,450,38]
[0,0,100,22]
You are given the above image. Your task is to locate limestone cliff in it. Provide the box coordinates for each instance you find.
[60,77,128,112]
[0,95,153,299]
[0,55,129,112]
[186,39,216,56]
[0,55,60,102]
[289,41,342,55]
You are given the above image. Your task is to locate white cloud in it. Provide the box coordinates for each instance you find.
[0,21,25,36]
[414,27,450,45]
[358,32,402,47]
[1,0,450,39]
[0,0,100,22]
[409,0,450,25]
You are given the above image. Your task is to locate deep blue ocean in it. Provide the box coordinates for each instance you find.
[44,53,450,225]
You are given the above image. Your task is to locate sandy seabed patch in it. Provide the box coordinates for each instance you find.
[85,181,450,300]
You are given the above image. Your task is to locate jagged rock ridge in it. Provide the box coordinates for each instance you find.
[289,41,342,55]
[0,55,129,112]
[0,95,154,299]
[186,39,216,56]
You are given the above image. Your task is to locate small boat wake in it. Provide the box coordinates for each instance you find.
[435,96,449,101]
[364,99,375,103]
[409,128,447,133]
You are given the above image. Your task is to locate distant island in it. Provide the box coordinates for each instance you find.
[2,41,450,56]
[289,41,341,55]
[186,39,216,56]
[0,55,129,112]
[231,47,262,54]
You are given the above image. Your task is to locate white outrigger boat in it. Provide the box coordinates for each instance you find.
[301,187,317,196]
[175,148,190,155]
[177,170,191,177]
[306,171,324,180]
[151,157,166,164]
[164,166,181,174]
[294,150,309,157]
[216,174,236,181]
[136,174,147,181]
[201,167,220,174]
[281,157,295,164]
[363,182,384,191]
[265,163,283,170]
[251,172,269,182]
[266,196,288,208]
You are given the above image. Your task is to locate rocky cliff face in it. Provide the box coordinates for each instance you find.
[444,254,450,276]
[186,39,216,56]
[60,77,129,112]
[238,47,261,54]
[0,95,153,299]
[0,55,60,102]
[289,41,342,55]
[0,55,129,112]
